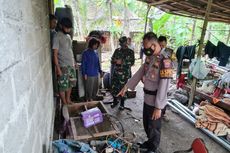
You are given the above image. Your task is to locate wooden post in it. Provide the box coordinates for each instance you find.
[141,5,151,64]
[226,25,230,45]
[188,0,213,107]
[207,25,212,40]
[48,0,55,14]
[190,19,197,45]
[144,5,151,34]
[108,0,115,52]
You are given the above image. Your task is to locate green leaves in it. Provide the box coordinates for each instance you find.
[153,14,171,33]
[54,0,59,4]
[56,0,230,48]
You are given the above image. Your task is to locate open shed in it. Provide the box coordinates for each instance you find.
[139,0,230,23]
[138,0,230,152]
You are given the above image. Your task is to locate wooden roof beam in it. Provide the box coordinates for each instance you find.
[181,1,230,20]
[159,3,229,21]
[223,0,230,2]
[199,0,230,12]
[215,2,230,11]
[149,0,174,6]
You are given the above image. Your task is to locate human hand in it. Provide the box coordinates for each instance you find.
[100,72,104,78]
[116,59,122,65]
[152,108,161,120]
[117,85,128,97]
[56,68,62,76]
[84,75,88,80]
[141,76,145,83]
[75,63,78,69]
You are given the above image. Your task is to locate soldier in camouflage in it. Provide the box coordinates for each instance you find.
[111,36,135,110]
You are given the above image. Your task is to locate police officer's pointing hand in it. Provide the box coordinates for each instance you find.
[117,85,128,97]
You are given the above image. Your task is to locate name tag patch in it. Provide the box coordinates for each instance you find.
[160,69,173,78]
[163,59,172,68]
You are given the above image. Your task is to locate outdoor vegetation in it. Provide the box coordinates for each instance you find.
[55,0,230,49]
[54,0,230,71]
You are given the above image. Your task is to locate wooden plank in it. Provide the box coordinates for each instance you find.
[70,118,78,140]
[179,1,229,20]
[182,85,230,112]
[93,130,118,137]
[99,101,110,114]
[84,104,88,110]
[188,0,213,107]
[68,101,108,117]
[93,125,99,133]
[70,115,120,140]
[149,0,173,6]
[71,117,94,140]
[198,0,230,12]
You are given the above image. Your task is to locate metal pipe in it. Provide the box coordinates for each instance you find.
[167,102,230,151]
[168,101,194,119]
[168,102,196,123]
[169,99,196,118]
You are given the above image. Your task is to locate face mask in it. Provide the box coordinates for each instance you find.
[120,42,127,48]
[143,47,154,56]
[62,29,70,35]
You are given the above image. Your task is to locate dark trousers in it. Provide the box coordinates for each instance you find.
[113,96,125,107]
[84,76,98,101]
[143,103,162,151]
[161,105,167,116]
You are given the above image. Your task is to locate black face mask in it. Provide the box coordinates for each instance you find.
[62,29,70,35]
[143,47,154,56]
[120,42,127,48]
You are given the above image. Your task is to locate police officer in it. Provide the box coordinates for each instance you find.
[117,32,173,153]
[111,36,135,110]
[158,35,173,121]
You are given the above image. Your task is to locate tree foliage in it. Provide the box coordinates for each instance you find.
[56,0,230,50]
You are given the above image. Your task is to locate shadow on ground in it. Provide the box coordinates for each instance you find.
[105,83,229,153]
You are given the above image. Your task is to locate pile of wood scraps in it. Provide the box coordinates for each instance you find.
[53,101,140,153]
[67,101,120,140]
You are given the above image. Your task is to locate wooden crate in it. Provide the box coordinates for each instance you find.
[68,101,120,140]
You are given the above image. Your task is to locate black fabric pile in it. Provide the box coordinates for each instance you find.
[176,45,196,76]
[205,41,230,66]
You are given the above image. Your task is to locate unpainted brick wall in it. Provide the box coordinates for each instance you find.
[0,0,54,152]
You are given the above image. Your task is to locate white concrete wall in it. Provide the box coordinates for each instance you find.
[0,0,54,153]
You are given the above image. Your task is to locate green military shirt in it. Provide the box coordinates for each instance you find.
[111,47,135,96]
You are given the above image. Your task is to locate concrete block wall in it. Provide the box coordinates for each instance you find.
[0,0,54,153]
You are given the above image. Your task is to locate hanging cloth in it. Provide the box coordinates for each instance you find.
[189,59,210,79]
[176,45,196,76]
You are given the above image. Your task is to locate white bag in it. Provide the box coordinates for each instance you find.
[189,59,210,79]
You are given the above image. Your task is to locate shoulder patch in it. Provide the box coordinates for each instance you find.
[160,58,173,79]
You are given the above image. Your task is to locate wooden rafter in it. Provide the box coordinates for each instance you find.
[149,0,174,5]
[199,0,230,12]
[165,1,227,21]
[138,0,230,23]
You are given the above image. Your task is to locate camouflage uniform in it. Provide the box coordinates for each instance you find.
[111,48,135,98]
[58,66,76,92]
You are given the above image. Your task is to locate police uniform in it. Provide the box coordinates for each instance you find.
[126,50,173,151]
[111,47,135,107]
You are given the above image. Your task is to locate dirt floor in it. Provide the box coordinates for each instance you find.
[104,83,229,153]
[100,53,228,153]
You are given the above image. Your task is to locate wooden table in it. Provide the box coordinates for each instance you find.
[182,85,230,112]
